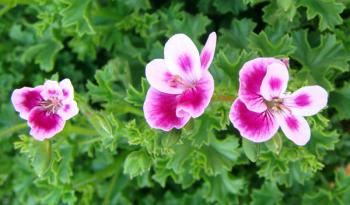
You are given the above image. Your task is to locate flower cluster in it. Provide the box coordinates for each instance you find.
[11,79,79,140]
[11,33,328,147]
[143,34,328,146]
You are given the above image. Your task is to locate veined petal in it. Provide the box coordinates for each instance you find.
[164,33,201,82]
[146,59,185,94]
[176,71,214,118]
[229,99,279,143]
[143,88,191,131]
[200,32,217,71]
[276,113,310,146]
[59,79,74,101]
[28,107,65,141]
[283,86,328,116]
[41,80,63,100]
[11,86,43,120]
[260,63,289,100]
[57,100,79,120]
[239,58,285,112]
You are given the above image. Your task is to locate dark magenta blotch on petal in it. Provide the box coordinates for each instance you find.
[178,54,193,72]
[29,108,63,133]
[200,50,210,69]
[286,116,299,131]
[144,88,190,131]
[294,94,310,107]
[22,90,43,112]
[269,78,282,90]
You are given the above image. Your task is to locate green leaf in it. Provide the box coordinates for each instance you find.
[242,138,260,162]
[248,31,295,57]
[198,136,240,175]
[292,30,350,90]
[329,83,350,120]
[219,18,256,50]
[202,172,245,204]
[60,0,95,36]
[251,181,283,205]
[21,31,63,72]
[263,0,298,25]
[125,78,149,107]
[213,0,247,14]
[265,133,283,155]
[123,150,152,178]
[297,0,345,31]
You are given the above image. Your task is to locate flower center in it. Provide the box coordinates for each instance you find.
[39,97,62,114]
[168,75,194,89]
[265,98,291,113]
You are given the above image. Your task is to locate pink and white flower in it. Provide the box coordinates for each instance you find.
[229,58,328,146]
[11,79,79,140]
[144,32,216,131]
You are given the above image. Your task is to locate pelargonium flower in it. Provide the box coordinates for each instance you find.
[11,79,79,140]
[229,58,328,146]
[143,32,216,131]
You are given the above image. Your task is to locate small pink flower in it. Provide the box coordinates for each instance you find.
[143,32,217,131]
[229,58,328,146]
[11,79,79,140]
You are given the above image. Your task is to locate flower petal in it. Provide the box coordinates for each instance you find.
[239,58,285,112]
[164,33,201,82]
[143,88,191,131]
[28,107,65,141]
[260,63,289,100]
[276,113,310,146]
[41,80,63,100]
[229,99,279,143]
[176,71,214,118]
[11,86,43,120]
[59,79,74,101]
[57,100,79,120]
[145,59,185,94]
[200,32,217,71]
[283,86,328,116]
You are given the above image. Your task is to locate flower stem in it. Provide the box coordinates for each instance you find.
[0,123,27,138]
[213,95,236,102]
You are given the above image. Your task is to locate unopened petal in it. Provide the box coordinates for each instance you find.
[143,88,191,131]
[11,86,43,120]
[239,58,285,112]
[28,107,65,141]
[176,71,214,118]
[276,113,310,146]
[229,99,279,143]
[164,33,201,82]
[283,86,328,116]
[200,32,217,71]
[260,63,289,100]
[146,59,185,94]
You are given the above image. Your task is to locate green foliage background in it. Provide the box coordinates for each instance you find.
[0,0,350,204]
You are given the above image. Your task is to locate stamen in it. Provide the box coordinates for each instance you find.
[168,75,194,89]
[39,97,62,114]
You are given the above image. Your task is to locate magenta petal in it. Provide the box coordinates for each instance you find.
[276,113,310,146]
[57,100,79,120]
[11,86,43,120]
[260,63,289,100]
[146,59,185,94]
[283,86,328,116]
[41,80,63,100]
[200,32,217,71]
[239,58,285,112]
[59,79,74,101]
[176,71,214,118]
[164,34,201,82]
[28,107,65,140]
[143,88,191,131]
[229,99,279,143]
